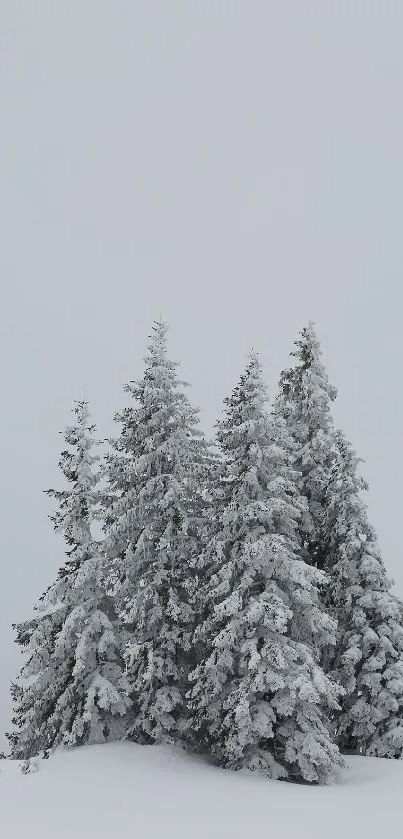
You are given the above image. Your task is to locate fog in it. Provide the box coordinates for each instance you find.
[1,1,402,743]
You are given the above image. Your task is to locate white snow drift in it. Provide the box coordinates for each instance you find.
[1,743,402,839]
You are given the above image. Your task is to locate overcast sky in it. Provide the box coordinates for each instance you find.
[1,1,402,744]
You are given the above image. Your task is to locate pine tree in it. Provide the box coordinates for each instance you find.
[104,321,209,745]
[188,354,343,783]
[8,401,130,759]
[275,322,338,570]
[323,431,403,757]
[276,323,403,757]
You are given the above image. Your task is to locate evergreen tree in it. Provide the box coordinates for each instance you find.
[276,323,403,757]
[104,321,208,745]
[275,322,338,570]
[8,401,130,759]
[188,354,343,783]
[323,431,403,757]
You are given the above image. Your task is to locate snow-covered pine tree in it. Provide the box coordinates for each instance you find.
[104,321,209,745]
[8,401,130,760]
[275,322,338,571]
[323,430,403,757]
[188,353,343,783]
[276,323,403,757]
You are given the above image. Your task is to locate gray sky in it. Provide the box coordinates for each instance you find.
[1,1,402,743]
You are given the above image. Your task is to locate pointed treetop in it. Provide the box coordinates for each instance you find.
[237,350,265,389]
[240,350,267,404]
[287,321,337,401]
[148,319,169,357]
[74,398,91,424]
[246,349,260,370]
[142,319,182,380]
[63,399,92,436]
[61,400,97,469]
[293,321,320,363]
[293,321,320,366]
[276,322,337,419]
[240,350,263,385]
[219,351,268,443]
[296,321,320,368]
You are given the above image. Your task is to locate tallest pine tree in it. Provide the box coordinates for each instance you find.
[276,324,403,757]
[275,322,338,571]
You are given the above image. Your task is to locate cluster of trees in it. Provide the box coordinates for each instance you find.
[7,321,403,784]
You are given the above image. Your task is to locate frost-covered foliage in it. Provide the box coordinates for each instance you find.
[323,431,403,757]
[104,322,209,745]
[188,354,343,783]
[275,322,338,569]
[276,324,403,758]
[8,318,403,778]
[8,401,130,759]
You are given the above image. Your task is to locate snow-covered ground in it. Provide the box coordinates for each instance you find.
[1,743,402,839]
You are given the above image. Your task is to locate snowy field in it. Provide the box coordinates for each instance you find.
[1,743,402,839]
